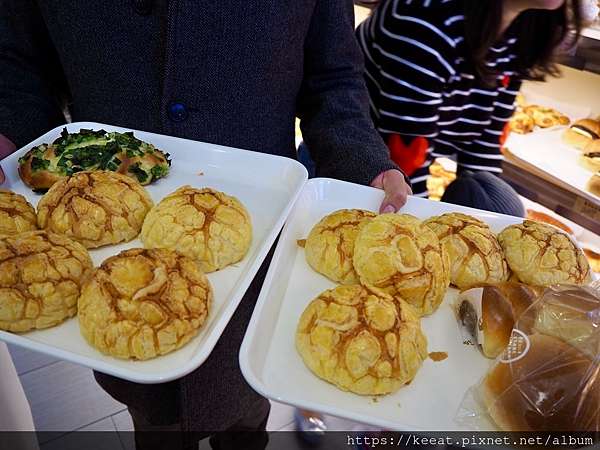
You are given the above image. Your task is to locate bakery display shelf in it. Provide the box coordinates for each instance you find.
[582,23,600,41]
[502,155,600,236]
[503,126,599,212]
[239,178,528,431]
[0,122,308,383]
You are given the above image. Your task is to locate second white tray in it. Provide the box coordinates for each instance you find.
[506,128,599,204]
[240,178,525,431]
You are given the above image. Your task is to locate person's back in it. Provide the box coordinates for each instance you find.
[355,0,582,207]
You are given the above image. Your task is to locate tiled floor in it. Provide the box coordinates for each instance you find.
[8,344,359,450]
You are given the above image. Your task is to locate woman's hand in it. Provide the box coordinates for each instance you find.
[370,169,412,213]
[0,134,16,184]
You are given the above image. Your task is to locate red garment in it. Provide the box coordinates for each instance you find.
[387,134,429,177]
[388,75,513,176]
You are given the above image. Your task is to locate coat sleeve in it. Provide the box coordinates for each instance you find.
[296,0,401,186]
[0,0,68,149]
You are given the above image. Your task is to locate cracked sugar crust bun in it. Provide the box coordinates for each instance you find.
[424,213,509,290]
[353,214,450,316]
[140,186,252,273]
[78,248,212,360]
[36,171,153,249]
[0,231,93,332]
[0,190,38,238]
[498,220,591,287]
[304,209,376,284]
[296,284,427,396]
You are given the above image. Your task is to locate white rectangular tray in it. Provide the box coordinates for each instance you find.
[505,128,599,204]
[240,178,524,431]
[0,122,307,383]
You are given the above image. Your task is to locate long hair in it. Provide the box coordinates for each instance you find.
[462,0,582,82]
[361,0,583,82]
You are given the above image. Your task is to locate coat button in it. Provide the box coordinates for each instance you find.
[168,103,188,122]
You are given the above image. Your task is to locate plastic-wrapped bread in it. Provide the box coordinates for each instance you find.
[534,285,600,358]
[457,283,544,358]
[481,334,599,431]
[459,284,600,432]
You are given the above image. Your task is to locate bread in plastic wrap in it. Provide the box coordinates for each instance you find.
[457,284,600,431]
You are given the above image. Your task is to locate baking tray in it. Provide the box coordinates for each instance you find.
[0,122,307,383]
[505,128,599,204]
[239,178,525,431]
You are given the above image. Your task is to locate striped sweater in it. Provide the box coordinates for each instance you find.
[357,0,522,196]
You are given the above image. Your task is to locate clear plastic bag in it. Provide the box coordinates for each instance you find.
[456,283,600,432]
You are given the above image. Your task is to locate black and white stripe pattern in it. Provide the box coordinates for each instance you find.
[357,0,522,195]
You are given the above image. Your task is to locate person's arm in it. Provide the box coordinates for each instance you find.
[0,0,67,150]
[296,0,403,189]
[454,77,522,174]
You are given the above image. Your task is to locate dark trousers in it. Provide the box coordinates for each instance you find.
[129,397,270,450]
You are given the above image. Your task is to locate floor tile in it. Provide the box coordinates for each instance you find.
[19,361,125,438]
[8,344,59,375]
[267,401,296,431]
[40,418,123,450]
[111,410,134,450]
[323,415,372,431]
[197,436,211,450]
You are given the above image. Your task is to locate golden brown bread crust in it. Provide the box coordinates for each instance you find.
[583,247,600,272]
[508,111,534,135]
[304,209,376,284]
[0,231,93,332]
[523,105,570,128]
[458,283,543,358]
[0,190,38,238]
[498,221,590,286]
[424,213,509,290]
[579,140,600,172]
[480,288,515,358]
[295,284,427,395]
[562,119,600,150]
[18,135,171,192]
[490,283,545,318]
[482,334,600,431]
[525,209,573,235]
[140,186,252,273]
[353,214,450,316]
[586,173,600,197]
[17,144,63,191]
[78,248,212,360]
[37,171,153,248]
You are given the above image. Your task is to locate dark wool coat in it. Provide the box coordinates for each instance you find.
[1,0,397,435]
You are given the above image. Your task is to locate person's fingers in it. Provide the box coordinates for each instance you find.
[378,170,410,213]
[0,134,16,185]
[370,171,385,189]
